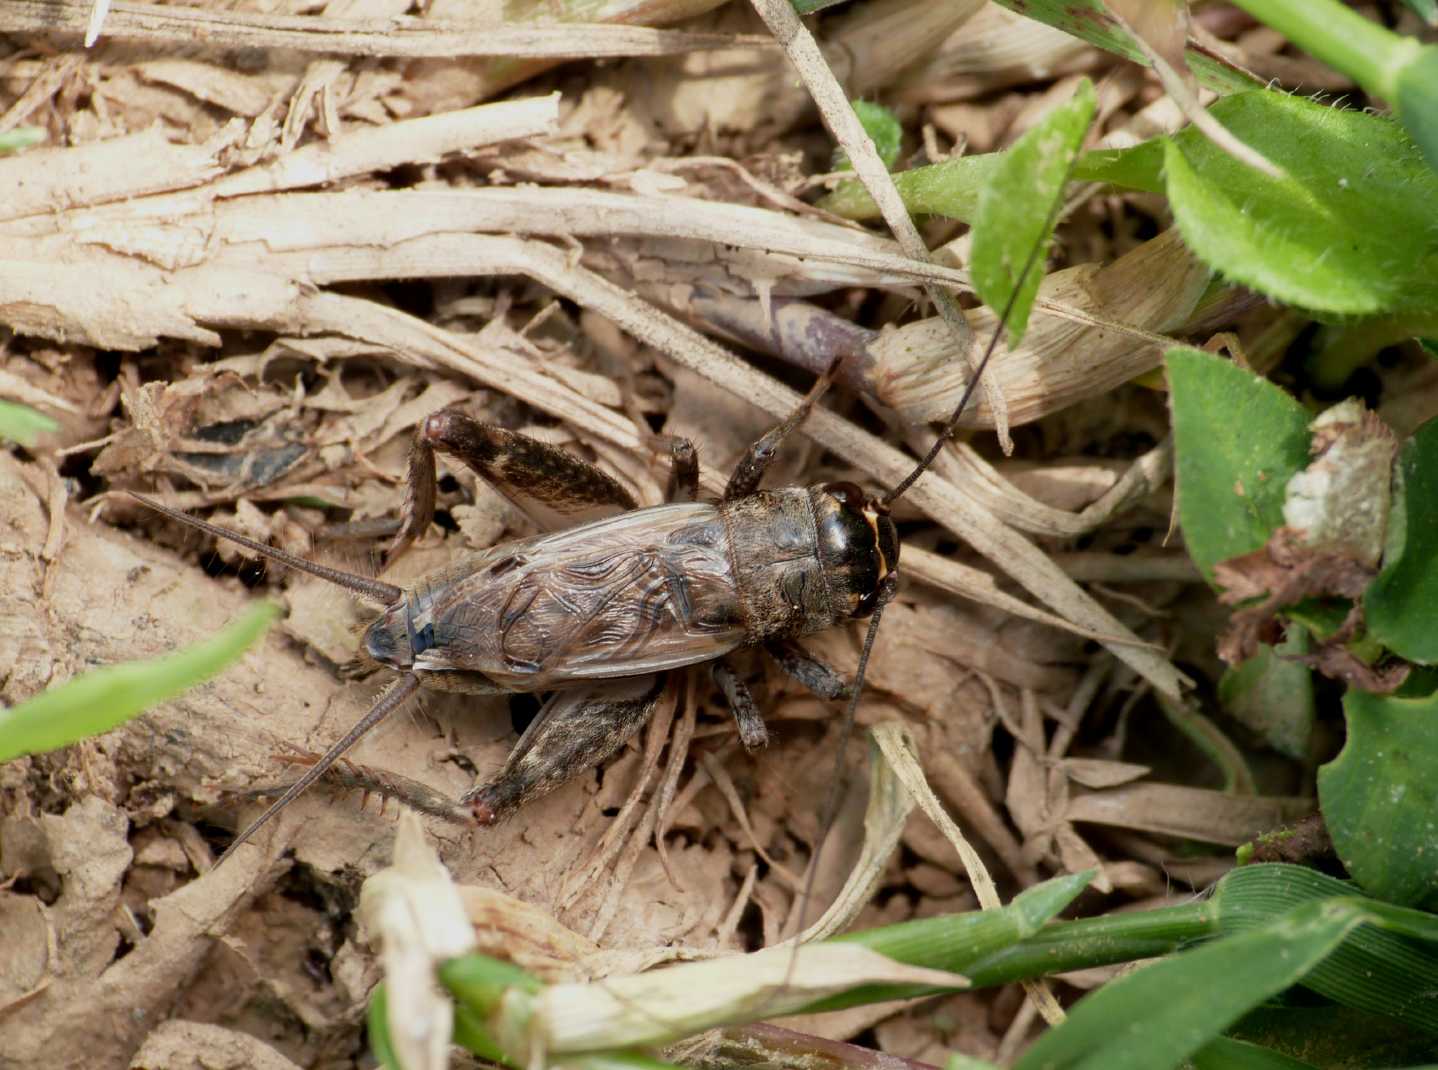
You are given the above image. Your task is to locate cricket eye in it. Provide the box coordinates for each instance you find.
[823,481,867,509]
[363,620,399,665]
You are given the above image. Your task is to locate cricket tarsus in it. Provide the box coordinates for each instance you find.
[214,673,421,867]
[662,436,700,504]
[128,492,403,606]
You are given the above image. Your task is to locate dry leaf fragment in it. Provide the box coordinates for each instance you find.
[1214,529,1377,662]
[519,944,968,1054]
[359,811,477,1070]
[864,228,1210,430]
[1282,398,1397,569]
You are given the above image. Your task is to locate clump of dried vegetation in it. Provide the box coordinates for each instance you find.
[2,3,1434,1070]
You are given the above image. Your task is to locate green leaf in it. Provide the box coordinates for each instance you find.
[1166,347,1313,582]
[1011,898,1366,1070]
[1233,1003,1438,1067]
[1395,45,1438,175]
[816,153,1003,223]
[1226,0,1438,170]
[440,954,543,1019]
[0,400,60,447]
[1192,1036,1319,1070]
[833,100,902,173]
[0,601,278,762]
[946,1057,1003,1070]
[1160,91,1438,318]
[1218,630,1315,760]
[1076,139,1166,194]
[971,78,1095,346]
[1319,688,1438,906]
[1366,416,1438,664]
[453,1000,512,1067]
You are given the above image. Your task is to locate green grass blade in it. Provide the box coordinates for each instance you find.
[799,872,1094,1012]
[1012,899,1367,1070]
[1192,1035,1319,1069]
[0,602,278,762]
[0,126,45,153]
[368,985,403,1070]
[1214,864,1438,1034]
[0,400,60,447]
[988,1,1258,93]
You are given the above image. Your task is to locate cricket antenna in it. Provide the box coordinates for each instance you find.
[787,575,897,944]
[215,673,421,867]
[881,225,1053,508]
[787,220,1056,954]
[129,492,404,606]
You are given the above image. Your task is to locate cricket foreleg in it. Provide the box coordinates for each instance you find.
[712,656,769,750]
[387,411,640,561]
[463,673,666,824]
[763,639,853,702]
[723,359,840,500]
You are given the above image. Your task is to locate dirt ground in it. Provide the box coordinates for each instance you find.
[0,3,1351,1069]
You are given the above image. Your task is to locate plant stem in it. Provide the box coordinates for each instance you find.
[801,902,1218,1013]
[1228,0,1416,99]
[962,903,1217,987]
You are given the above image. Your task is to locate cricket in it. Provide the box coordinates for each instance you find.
[129,264,1027,871]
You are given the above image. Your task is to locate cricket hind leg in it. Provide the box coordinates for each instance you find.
[386,411,640,562]
[243,748,474,825]
[463,673,667,824]
[723,359,841,501]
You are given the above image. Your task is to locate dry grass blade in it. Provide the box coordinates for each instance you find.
[872,726,1064,1027]
[3,0,773,59]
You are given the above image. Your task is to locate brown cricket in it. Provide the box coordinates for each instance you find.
[131,254,1031,868]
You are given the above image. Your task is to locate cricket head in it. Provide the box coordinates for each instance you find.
[359,585,444,673]
[811,480,899,620]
